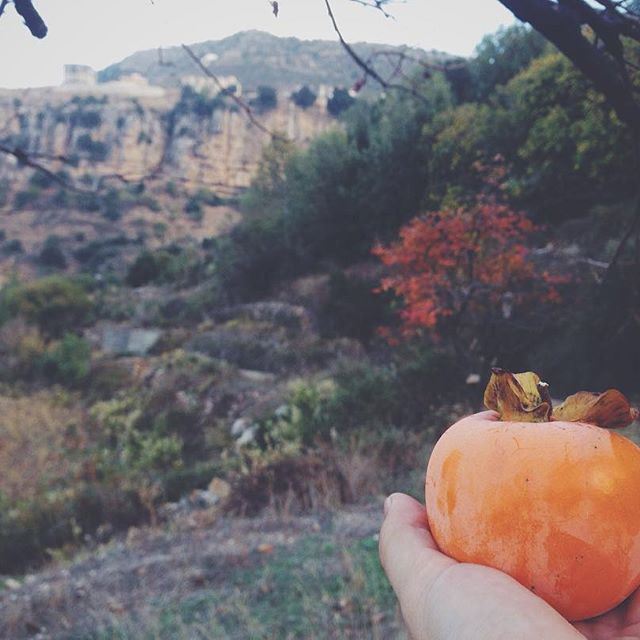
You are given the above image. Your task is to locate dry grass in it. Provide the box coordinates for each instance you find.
[0,390,86,502]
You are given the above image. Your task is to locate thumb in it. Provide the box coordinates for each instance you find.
[379,493,456,631]
[378,493,585,640]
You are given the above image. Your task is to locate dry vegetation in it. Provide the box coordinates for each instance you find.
[0,391,85,503]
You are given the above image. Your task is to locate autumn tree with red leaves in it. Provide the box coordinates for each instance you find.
[374,164,565,359]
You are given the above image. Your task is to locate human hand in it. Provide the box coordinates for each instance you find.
[379,492,640,640]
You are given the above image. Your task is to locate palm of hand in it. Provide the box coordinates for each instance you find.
[379,493,640,640]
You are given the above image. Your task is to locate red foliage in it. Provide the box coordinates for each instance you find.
[374,193,562,341]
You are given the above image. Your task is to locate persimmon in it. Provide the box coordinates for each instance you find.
[425,369,640,621]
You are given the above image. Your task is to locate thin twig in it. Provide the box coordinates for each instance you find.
[347,0,395,19]
[181,44,284,140]
[323,0,437,106]
[0,143,92,193]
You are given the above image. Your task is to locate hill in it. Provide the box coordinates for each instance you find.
[98,29,450,91]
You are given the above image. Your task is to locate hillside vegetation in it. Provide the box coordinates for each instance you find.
[99,30,449,90]
[0,24,639,639]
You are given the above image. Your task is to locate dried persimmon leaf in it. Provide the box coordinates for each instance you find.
[484,368,552,422]
[553,389,639,429]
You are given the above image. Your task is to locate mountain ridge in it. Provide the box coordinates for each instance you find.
[98,29,453,91]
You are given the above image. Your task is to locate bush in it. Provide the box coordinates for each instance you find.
[29,170,54,189]
[76,133,109,162]
[14,186,41,209]
[291,85,317,109]
[318,270,393,344]
[126,248,203,288]
[184,197,203,221]
[252,86,278,112]
[75,190,101,212]
[327,88,355,117]
[90,395,184,478]
[174,86,224,118]
[39,333,91,386]
[3,239,24,254]
[126,251,170,287]
[102,187,123,221]
[3,276,94,338]
[0,179,8,207]
[38,235,67,269]
[70,109,102,128]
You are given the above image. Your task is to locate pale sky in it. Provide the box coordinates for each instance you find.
[0,0,515,89]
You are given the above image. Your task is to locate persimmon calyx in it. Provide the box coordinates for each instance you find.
[553,390,639,429]
[484,368,552,422]
[484,368,639,429]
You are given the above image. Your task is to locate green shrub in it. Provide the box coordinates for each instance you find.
[13,186,41,209]
[318,270,393,344]
[253,348,464,449]
[3,276,94,338]
[70,109,102,128]
[291,85,317,109]
[327,88,355,117]
[174,86,224,118]
[165,180,179,197]
[76,133,109,162]
[38,235,67,269]
[39,333,91,386]
[28,170,54,189]
[184,197,203,221]
[102,187,122,221]
[75,190,101,212]
[252,85,277,112]
[3,239,23,254]
[0,179,9,207]
[90,395,184,479]
[126,247,203,288]
[126,251,170,287]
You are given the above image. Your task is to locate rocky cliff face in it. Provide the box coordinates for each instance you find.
[0,86,334,196]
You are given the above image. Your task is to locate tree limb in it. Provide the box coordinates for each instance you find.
[0,143,90,193]
[13,0,47,38]
[181,44,284,140]
[498,0,640,129]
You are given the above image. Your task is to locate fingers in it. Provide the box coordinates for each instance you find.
[379,493,457,631]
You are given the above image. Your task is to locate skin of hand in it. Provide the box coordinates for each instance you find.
[379,492,640,640]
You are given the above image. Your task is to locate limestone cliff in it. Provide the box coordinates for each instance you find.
[0,85,335,196]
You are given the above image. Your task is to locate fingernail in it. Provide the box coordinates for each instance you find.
[383,494,393,516]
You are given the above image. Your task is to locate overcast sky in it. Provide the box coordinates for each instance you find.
[0,0,515,89]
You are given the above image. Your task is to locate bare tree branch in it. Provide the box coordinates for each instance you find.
[323,0,456,106]
[0,143,91,193]
[13,0,47,38]
[181,43,285,140]
[347,0,395,19]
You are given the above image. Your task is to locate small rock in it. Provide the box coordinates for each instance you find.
[189,489,219,509]
[231,418,249,437]
[236,425,257,447]
[4,578,21,590]
[208,477,231,500]
[238,369,276,383]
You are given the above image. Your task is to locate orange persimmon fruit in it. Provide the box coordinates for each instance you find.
[425,369,640,621]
